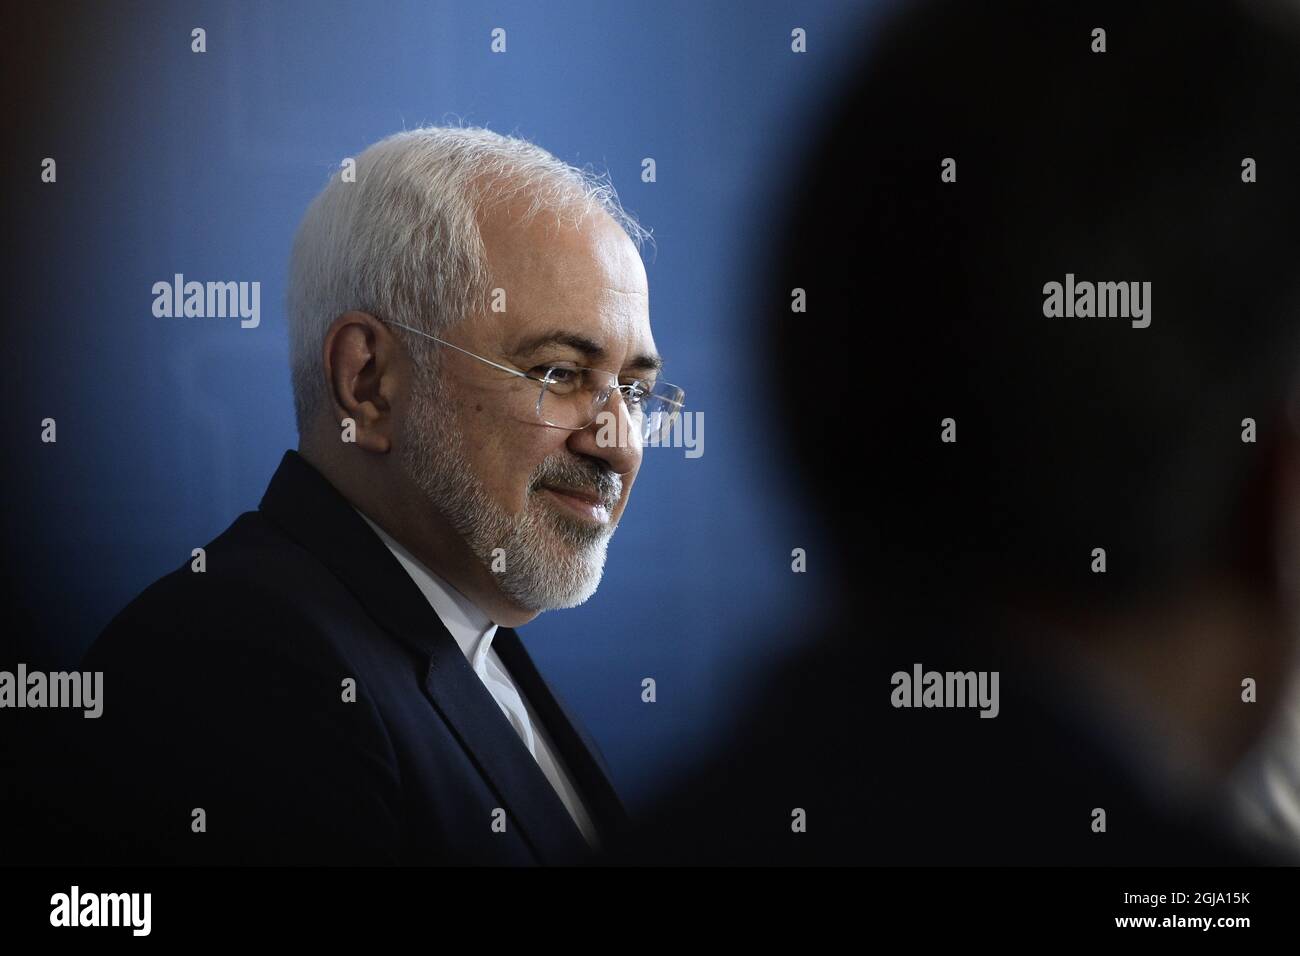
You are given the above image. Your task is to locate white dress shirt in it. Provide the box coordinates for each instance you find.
[353,508,600,849]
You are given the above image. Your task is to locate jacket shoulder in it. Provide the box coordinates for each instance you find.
[74,511,404,864]
[88,510,349,668]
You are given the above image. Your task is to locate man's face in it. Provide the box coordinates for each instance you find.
[399,200,657,612]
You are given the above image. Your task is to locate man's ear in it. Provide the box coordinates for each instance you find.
[321,311,400,454]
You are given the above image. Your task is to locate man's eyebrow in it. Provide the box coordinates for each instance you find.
[513,330,664,374]
[626,352,664,374]
[513,331,604,359]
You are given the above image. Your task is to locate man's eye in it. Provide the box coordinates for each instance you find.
[536,366,579,384]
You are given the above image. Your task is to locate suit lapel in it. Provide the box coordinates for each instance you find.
[419,632,595,864]
[493,627,633,849]
[257,449,596,865]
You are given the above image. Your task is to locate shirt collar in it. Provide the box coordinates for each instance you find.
[352,507,498,661]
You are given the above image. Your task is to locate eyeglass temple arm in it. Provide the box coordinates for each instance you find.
[384,317,684,407]
[381,318,539,382]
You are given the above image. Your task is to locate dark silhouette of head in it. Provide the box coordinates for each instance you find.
[620,0,1300,867]
[770,0,1300,690]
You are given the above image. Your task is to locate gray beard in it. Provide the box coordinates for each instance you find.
[397,367,619,612]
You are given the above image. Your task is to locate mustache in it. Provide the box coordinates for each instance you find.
[530,455,622,510]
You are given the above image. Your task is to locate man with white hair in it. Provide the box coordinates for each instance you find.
[75,126,684,865]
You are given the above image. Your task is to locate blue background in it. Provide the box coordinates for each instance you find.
[11,0,889,813]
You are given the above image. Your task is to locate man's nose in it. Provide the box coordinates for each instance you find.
[568,390,642,475]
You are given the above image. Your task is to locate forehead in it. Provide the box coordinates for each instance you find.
[477,196,654,361]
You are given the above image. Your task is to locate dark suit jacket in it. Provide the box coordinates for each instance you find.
[70,449,629,865]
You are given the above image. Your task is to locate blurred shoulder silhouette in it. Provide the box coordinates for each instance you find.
[619,0,1300,865]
